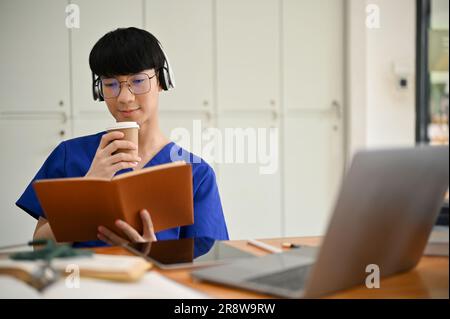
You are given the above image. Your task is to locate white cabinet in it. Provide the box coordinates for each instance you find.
[215,0,282,239]
[284,115,343,236]
[216,114,282,239]
[70,0,143,117]
[282,0,345,236]
[160,111,211,148]
[0,116,69,245]
[145,0,216,172]
[0,0,71,246]
[72,113,115,137]
[216,0,280,111]
[283,0,344,111]
[145,0,214,112]
[215,0,345,238]
[0,0,70,113]
[0,0,347,245]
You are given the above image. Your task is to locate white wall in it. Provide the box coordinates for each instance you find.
[346,0,368,160]
[347,0,417,159]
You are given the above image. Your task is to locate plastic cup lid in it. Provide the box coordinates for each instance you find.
[106,121,140,131]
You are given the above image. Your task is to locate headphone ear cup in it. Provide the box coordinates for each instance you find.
[164,67,171,91]
[158,68,168,91]
[96,86,104,101]
[93,82,104,101]
[92,74,98,101]
[92,73,104,101]
[95,81,104,101]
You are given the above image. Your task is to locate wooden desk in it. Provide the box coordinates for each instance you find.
[94,237,449,299]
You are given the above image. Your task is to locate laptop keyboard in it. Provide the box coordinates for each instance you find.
[245,265,312,292]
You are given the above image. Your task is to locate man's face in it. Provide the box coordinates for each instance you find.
[102,69,162,126]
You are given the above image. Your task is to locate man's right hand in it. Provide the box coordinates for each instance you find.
[85,131,141,179]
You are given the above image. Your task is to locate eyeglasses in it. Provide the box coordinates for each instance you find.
[98,73,157,99]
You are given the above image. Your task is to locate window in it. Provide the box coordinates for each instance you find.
[416,0,449,225]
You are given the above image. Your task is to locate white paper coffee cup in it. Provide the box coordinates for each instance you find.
[106,121,140,156]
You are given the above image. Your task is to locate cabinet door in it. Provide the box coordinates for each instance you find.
[146,0,214,112]
[0,0,70,112]
[216,114,282,239]
[72,113,115,137]
[283,0,344,111]
[70,0,143,116]
[0,116,69,246]
[160,111,212,149]
[215,0,281,238]
[284,115,343,236]
[160,111,218,173]
[283,0,345,237]
[216,0,280,111]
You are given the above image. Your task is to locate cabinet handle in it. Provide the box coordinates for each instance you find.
[332,100,342,119]
[59,130,65,137]
[205,110,212,122]
[59,100,64,107]
[272,109,278,121]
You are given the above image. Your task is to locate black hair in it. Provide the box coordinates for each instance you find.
[89,27,166,79]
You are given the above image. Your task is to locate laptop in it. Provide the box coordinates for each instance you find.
[192,146,449,298]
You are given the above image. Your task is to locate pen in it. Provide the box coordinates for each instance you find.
[0,239,50,251]
[281,242,302,249]
[247,239,283,254]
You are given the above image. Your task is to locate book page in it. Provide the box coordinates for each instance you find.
[0,276,41,299]
[41,272,209,299]
[0,263,209,298]
[112,161,186,181]
[35,176,111,183]
[33,161,186,183]
[50,254,151,274]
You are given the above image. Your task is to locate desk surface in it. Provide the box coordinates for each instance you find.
[94,237,449,299]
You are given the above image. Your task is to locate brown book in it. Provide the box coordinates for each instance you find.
[32,162,194,243]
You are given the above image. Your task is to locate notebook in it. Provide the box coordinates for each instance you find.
[32,161,194,242]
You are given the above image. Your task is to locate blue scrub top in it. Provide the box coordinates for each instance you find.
[16,131,229,248]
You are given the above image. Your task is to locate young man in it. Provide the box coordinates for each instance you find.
[16,27,229,248]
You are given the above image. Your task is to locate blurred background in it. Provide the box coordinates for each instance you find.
[0,0,448,246]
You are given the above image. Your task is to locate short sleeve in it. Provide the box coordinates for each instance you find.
[16,142,67,220]
[180,165,229,240]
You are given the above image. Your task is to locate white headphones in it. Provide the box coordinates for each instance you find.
[158,43,175,91]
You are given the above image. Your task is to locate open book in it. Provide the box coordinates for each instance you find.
[0,270,209,299]
[0,253,207,298]
[33,162,194,242]
[0,253,152,289]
